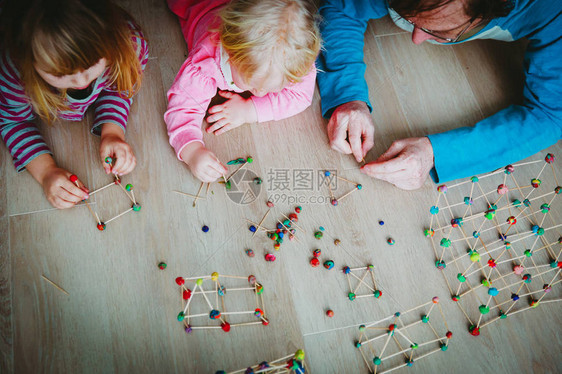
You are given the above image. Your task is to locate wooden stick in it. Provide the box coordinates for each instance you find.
[227,162,248,182]
[193,182,204,207]
[205,183,211,196]
[41,275,69,295]
[172,190,207,199]
[337,186,359,202]
[104,208,133,224]
[88,182,114,196]
[253,210,271,238]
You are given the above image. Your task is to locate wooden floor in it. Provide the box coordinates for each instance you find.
[1,1,560,373]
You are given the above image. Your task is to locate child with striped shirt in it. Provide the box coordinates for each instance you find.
[0,0,148,208]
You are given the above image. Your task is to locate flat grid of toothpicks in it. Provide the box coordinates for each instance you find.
[217,349,306,374]
[176,273,268,333]
[426,153,561,336]
[343,265,383,301]
[355,297,451,374]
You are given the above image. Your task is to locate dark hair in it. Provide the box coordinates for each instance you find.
[389,0,514,21]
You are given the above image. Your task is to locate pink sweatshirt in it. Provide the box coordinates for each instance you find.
[164,0,317,160]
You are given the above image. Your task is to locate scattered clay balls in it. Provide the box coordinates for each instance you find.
[125,183,133,191]
[387,238,395,245]
[175,277,185,286]
[323,260,335,270]
[310,258,320,267]
[253,177,262,185]
[97,222,106,231]
[202,225,209,233]
[334,239,341,246]
[326,309,334,317]
[132,203,141,211]
[314,231,323,239]
[69,174,78,183]
[266,200,274,208]
[265,253,276,262]
[379,220,384,226]
[313,249,321,257]
[249,225,257,233]
[331,198,338,206]
[295,206,302,213]
[158,262,167,270]
[104,156,113,164]
[245,249,255,257]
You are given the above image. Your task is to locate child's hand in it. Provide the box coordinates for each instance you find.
[206,91,258,135]
[180,143,228,183]
[99,123,136,175]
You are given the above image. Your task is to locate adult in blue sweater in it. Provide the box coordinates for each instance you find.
[318,0,562,189]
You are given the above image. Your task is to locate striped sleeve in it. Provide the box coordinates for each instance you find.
[91,24,149,135]
[0,53,51,171]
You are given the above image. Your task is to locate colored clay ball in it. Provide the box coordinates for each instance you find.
[310,258,320,267]
[348,292,356,301]
[424,229,435,237]
[97,222,106,231]
[211,272,219,281]
[469,251,481,262]
[487,259,497,268]
[421,315,429,323]
[196,278,203,286]
[254,308,264,318]
[334,239,341,246]
[471,176,479,182]
[326,309,334,317]
[225,180,231,190]
[104,157,113,164]
[457,273,466,282]
[446,331,453,339]
[410,343,418,349]
[125,183,133,191]
[435,260,446,270]
[394,312,401,317]
[313,249,321,257]
[324,171,331,177]
[314,231,323,239]
[295,350,305,361]
[373,357,382,365]
[355,342,361,348]
[541,203,550,213]
[132,203,141,211]
[405,360,414,367]
[331,198,338,206]
[202,225,209,232]
[158,262,167,270]
[359,324,366,331]
[209,309,221,319]
[248,275,256,285]
[440,238,451,247]
[522,274,532,283]
[175,277,185,286]
[245,249,255,257]
[379,220,384,226]
[356,184,362,190]
[452,295,460,302]
[367,264,375,270]
[464,196,473,205]
[543,284,552,293]
[482,279,491,287]
[323,260,335,270]
[507,216,517,225]
[217,286,226,296]
[185,324,192,334]
[484,209,496,220]
[253,177,262,185]
[430,206,439,214]
[273,243,280,250]
[177,311,185,321]
[295,206,302,213]
[545,153,555,163]
[387,238,395,245]
[499,311,507,319]
[488,287,499,296]
[440,343,448,351]
[69,174,78,183]
[249,225,257,233]
[523,199,531,207]
[497,184,508,194]
[437,185,447,193]
[513,265,524,274]
[469,325,480,336]
[511,293,520,301]
[531,178,541,188]
[221,322,231,332]
[343,266,351,274]
[261,318,269,326]
[524,249,532,257]
[530,300,539,308]
[374,290,382,298]
[556,186,562,194]
[472,231,480,238]
[264,253,276,262]
[504,164,514,174]
[451,217,463,227]
[319,226,325,231]
[266,200,274,207]
[432,296,439,304]
[246,156,253,163]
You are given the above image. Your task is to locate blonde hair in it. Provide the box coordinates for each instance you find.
[1,0,143,123]
[219,0,321,85]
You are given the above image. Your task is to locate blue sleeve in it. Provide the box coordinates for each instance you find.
[317,0,388,118]
[428,14,562,182]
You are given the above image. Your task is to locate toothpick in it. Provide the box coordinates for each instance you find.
[41,274,69,295]
[172,190,207,199]
[205,183,211,196]
[193,182,204,207]
[252,209,271,238]
[337,186,360,202]
[227,162,248,182]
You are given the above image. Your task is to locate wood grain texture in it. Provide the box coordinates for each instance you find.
[0,0,561,373]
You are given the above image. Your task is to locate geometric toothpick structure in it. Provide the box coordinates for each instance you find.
[343,265,383,301]
[75,174,140,231]
[355,297,452,374]
[215,349,306,374]
[175,272,269,333]
[425,153,562,336]
[322,170,362,206]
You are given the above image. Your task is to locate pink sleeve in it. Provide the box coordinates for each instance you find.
[250,65,317,123]
[164,57,218,160]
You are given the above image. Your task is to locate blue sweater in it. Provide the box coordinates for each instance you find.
[317,0,562,182]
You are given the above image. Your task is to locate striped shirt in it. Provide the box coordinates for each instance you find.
[0,22,149,171]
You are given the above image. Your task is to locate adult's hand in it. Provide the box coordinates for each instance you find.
[360,137,434,190]
[327,101,374,162]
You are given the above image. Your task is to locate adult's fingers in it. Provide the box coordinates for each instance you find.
[361,154,409,176]
[361,126,375,159]
[348,123,365,162]
[375,140,405,163]
[327,116,352,154]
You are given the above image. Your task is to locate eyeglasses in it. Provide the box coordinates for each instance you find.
[389,7,476,43]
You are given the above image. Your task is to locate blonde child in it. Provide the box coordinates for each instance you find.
[165,0,321,182]
[0,0,148,208]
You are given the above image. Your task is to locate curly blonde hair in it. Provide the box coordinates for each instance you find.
[219,0,321,85]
